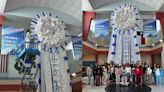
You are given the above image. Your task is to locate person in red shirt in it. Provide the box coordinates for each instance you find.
[134,64,143,87]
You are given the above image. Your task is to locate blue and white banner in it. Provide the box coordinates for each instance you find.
[143,19,157,37]
[1,26,24,55]
[72,36,82,60]
[93,19,109,37]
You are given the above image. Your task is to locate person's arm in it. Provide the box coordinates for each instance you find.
[160,68,163,77]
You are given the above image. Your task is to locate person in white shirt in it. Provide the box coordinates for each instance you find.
[121,64,129,86]
[102,66,108,85]
[125,64,131,82]
[25,29,32,48]
[146,65,152,84]
[87,65,93,85]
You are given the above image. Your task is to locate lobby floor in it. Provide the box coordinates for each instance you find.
[82,77,164,92]
[83,84,164,92]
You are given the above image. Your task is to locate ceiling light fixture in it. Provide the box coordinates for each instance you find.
[159,39,163,43]
[71,73,76,77]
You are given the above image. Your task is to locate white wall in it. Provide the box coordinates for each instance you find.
[154,54,162,65]
[98,54,107,65]
[141,54,152,66]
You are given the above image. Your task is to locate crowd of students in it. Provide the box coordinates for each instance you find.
[86,63,163,87]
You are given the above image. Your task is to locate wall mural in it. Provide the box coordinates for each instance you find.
[107,4,141,64]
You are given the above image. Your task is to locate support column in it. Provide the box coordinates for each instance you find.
[156,12,164,36]
[83,11,96,41]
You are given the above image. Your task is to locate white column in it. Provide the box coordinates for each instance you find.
[161,43,164,68]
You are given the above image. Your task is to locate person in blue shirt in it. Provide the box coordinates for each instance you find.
[155,64,163,86]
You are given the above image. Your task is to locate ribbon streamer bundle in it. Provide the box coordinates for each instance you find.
[107,4,141,64]
[31,12,71,92]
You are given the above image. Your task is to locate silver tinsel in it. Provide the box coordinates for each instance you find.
[34,15,66,47]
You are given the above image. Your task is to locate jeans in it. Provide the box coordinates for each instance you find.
[156,76,162,86]
[127,73,131,82]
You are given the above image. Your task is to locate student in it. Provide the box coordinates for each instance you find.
[99,65,103,84]
[115,64,122,84]
[134,64,143,87]
[95,65,101,86]
[111,65,115,82]
[87,65,93,85]
[152,64,157,84]
[121,65,128,86]
[93,64,97,83]
[125,64,131,82]
[131,64,136,82]
[155,64,163,86]
[146,65,152,84]
[102,66,108,85]
[107,64,112,83]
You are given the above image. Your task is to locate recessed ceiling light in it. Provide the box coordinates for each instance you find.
[72,73,76,77]
[159,39,163,43]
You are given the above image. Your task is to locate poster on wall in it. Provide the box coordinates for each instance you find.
[89,19,110,47]
[72,36,82,60]
[94,19,109,38]
[143,19,157,37]
[1,26,24,55]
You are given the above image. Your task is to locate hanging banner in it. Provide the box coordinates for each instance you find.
[72,36,82,60]
[1,26,24,55]
[94,19,109,38]
[143,19,157,37]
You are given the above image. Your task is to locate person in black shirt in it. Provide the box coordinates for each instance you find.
[99,65,103,84]
[93,64,97,83]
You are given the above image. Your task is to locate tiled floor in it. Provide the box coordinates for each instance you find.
[82,77,164,92]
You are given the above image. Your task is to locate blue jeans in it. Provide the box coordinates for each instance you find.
[156,76,162,86]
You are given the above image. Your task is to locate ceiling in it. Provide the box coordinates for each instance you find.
[4,0,81,26]
[0,0,82,36]
[86,0,164,12]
